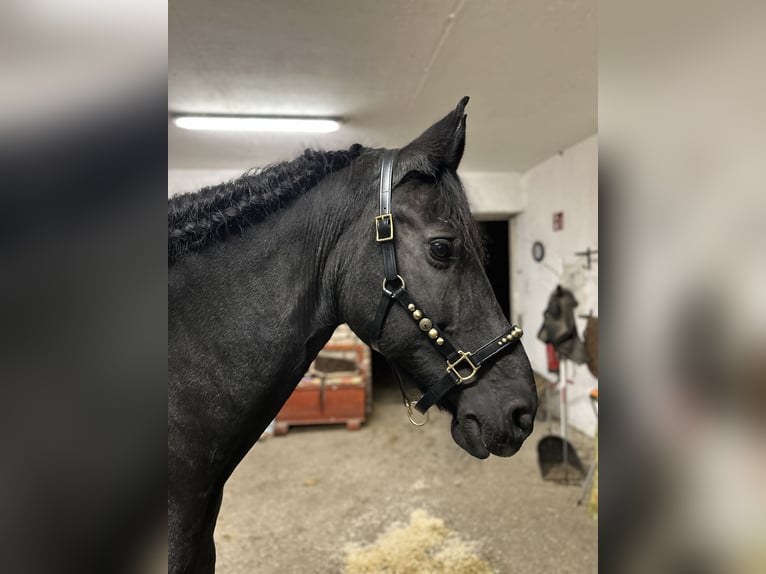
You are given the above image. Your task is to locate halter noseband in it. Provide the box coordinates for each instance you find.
[369,149,524,422]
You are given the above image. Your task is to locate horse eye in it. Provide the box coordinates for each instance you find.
[429,239,453,260]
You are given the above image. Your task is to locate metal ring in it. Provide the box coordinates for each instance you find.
[382,275,405,295]
[406,402,429,426]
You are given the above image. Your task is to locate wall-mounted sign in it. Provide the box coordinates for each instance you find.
[552,211,564,231]
[532,241,545,262]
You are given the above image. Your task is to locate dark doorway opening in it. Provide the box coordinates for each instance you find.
[477,219,511,322]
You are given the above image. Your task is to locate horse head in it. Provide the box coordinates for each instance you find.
[339,97,537,459]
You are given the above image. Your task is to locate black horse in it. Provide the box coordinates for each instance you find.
[168,98,537,572]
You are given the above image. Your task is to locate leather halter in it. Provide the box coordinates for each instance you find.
[369,149,524,420]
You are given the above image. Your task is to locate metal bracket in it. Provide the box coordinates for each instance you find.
[574,247,598,270]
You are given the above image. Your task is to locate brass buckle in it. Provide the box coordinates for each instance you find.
[375,214,394,242]
[446,351,480,384]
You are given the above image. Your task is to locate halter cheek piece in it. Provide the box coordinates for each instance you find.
[369,149,524,423]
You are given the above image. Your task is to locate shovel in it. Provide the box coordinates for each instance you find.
[537,360,586,484]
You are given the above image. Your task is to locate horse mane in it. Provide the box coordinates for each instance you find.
[168,144,365,263]
[168,142,484,265]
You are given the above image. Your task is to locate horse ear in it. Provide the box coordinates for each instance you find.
[556,285,564,297]
[395,96,469,180]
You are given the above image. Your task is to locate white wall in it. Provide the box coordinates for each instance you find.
[461,172,524,216]
[512,134,598,436]
[168,169,244,197]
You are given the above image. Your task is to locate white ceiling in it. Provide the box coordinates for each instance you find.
[169,0,596,172]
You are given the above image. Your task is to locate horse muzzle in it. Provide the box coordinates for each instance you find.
[451,407,533,459]
[451,379,537,459]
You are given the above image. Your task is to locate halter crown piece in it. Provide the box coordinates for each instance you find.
[369,150,524,424]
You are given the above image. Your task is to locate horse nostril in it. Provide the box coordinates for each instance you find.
[510,405,535,435]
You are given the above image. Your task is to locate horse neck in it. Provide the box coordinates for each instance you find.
[248,195,343,366]
[169,171,365,421]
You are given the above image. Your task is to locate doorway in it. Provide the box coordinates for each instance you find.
[477,219,511,322]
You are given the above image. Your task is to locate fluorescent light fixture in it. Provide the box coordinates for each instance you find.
[173,115,340,133]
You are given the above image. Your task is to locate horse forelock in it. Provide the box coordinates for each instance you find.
[431,170,486,264]
[390,145,484,265]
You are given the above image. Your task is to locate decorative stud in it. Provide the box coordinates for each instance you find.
[436,337,444,346]
[418,318,433,332]
[407,303,415,312]
[428,328,439,339]
[412,310,423,321]
[497,341,503,346]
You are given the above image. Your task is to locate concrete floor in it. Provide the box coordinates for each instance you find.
[213,378,598,573]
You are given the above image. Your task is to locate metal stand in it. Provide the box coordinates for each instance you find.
[560,360,569,483]
[546,371,555,433]
[577,390,599,505]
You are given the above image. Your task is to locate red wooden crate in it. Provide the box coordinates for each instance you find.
[275,383,365,433]
[274,343,367,434]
